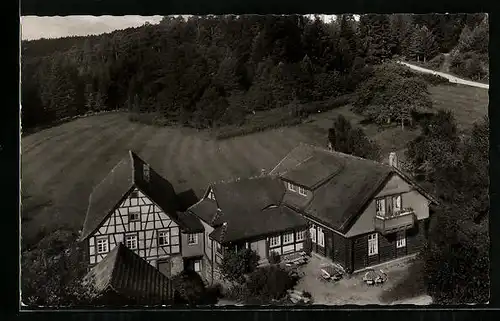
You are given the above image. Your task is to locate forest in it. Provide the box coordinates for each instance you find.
[21,13,489,305]
[21,13,488,132]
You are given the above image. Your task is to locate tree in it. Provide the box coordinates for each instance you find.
[220,248,260,284]
[353,64,432,128]
[358,14,394,64]
[328,115,380,161]
[406,110,461,196]
[457,25,474,52]
[409,26,439,62]
[389,14,413,57]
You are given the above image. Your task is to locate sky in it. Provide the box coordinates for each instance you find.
[21,15,341,41]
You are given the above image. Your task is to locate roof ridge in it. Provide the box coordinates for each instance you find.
[129,150,136,184]
[269,144,306,175]
[107,243,123,289]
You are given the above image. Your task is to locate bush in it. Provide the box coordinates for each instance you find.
[269,251,281,265]
[426,53,445,70]
[418,73,450,86]
[246,265,299,301]
[171,270,211,305]
[220,248,260,284]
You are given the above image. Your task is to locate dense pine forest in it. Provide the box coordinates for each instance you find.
[21,13,489,306]
[21,13,488,132]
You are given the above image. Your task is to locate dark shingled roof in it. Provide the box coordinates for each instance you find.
[190,176,308,244]
[83,243,173,305]
[281,151,345,189]
[209,205,308,244]
[80,151,203,240]
[271,143,395,233]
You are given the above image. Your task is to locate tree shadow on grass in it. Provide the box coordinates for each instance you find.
[379,259,428,304]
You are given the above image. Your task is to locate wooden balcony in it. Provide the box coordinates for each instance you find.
[375,208,416,235]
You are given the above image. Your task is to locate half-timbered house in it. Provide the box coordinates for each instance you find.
[79,151,204,278]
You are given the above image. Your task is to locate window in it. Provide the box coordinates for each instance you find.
[130,190,138,198]
[269,236,281,247]
[188,233,198,245]
[376,198,386,217]
[287,182,297,192]
[158,231,170,246]
[216,242,222,254]
[317,227,325,247]
[295,230,306,242]
[396,232,406,248]
[310,226,317,244]
[143,164,150,181]
[205,231,211,249]
[129,209,140,222]
[298,186,307,196]
[368,233,378,256]
[126,235,138,249]
[207,188,215,200]
[283,232,294,245]
[194,260,202,272]
[96,238,108,254]
[392,195,402,213]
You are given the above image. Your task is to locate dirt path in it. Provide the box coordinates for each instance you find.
[397,61,489,89]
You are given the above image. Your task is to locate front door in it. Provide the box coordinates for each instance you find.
[157,259,171,277]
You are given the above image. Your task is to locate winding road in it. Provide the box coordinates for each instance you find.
[397,61,489,90]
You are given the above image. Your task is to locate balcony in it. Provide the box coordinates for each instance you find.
[375,208,416,235]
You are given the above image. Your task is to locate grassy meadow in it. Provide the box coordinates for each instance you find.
[20,84,488,248]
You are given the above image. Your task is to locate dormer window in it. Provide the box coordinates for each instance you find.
[207,188,215,200]
[143,164,150,182]
[287,182,307,196]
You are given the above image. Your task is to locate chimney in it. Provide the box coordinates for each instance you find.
[389,152,399,169]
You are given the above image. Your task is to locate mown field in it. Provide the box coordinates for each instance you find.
[21,84,488,247]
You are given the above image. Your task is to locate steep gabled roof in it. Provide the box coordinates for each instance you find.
[80,151,201,241]
[272,143,437,233]
[208,205,308,244]
[189,176,307,244]
[83,243,173,305]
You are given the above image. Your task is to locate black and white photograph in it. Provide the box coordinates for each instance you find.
[20,13,489,307]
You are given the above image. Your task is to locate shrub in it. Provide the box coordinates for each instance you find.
[426,53,445,70]
[206,283,223,300]
[418,73,450,86]
[220,248,260,284]
[269,251,281,265]
[171,270,210,305]
[246,265,299,301]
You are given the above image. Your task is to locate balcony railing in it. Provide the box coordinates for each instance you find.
[375,207,416,235]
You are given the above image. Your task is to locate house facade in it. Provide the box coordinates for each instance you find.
[81,145,437,289]
[189,143,438,284]
[80,151,204,278]
[269,144,438,274]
